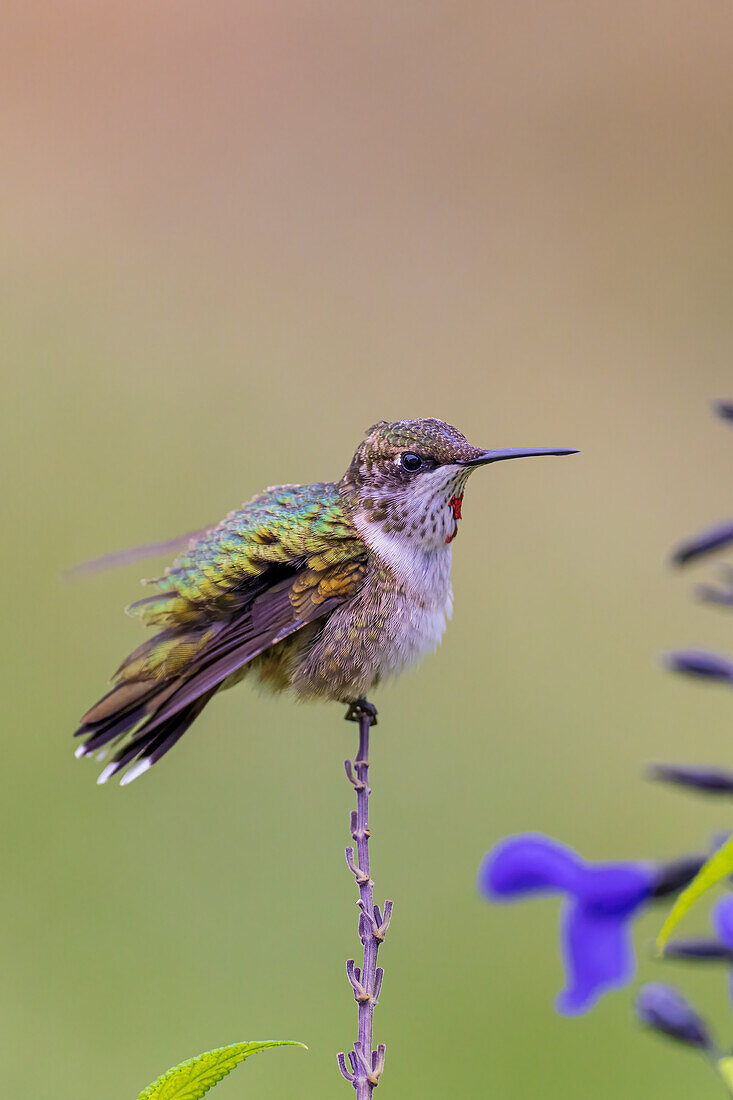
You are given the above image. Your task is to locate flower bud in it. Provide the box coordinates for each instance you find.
[715,400,733,422]
[662,938,733,962]
[636,984,712,1050]
[665,650,733,683]
[650,853,705,897]
[649,764,733,796]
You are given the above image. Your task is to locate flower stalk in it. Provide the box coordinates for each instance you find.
[337,705,392,1095]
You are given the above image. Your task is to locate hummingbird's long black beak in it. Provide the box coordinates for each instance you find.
[457,447,579,467]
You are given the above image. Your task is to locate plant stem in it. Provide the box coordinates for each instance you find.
[337,705,392,1094]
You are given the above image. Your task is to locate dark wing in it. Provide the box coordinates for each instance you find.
[74,483,367,784]
[63,527,214,579]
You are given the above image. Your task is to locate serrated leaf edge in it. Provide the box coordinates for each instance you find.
[136,1039,307,1100]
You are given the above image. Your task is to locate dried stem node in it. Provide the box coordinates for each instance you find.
[337,703,391,1096]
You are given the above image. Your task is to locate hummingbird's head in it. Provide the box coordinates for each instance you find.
[342,418,577,552]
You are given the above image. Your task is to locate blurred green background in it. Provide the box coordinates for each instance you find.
[4,3,733,1097]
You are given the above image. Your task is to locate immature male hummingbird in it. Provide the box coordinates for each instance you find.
[74,419,576,784]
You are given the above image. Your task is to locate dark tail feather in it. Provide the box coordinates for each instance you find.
[74,674,214,783]
[74,700,152,757]
[95,690,216,786]
[73,680,178,758]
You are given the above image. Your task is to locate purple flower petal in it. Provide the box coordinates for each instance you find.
[575,862,654,915]
[480,834,654,1015]
[665,649,733,682]
[712,896,733,949]
[557,901,637,1015]
[479,834,583,899]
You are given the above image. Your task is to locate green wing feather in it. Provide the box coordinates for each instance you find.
[131,482,363,626]
[75,483,367,782]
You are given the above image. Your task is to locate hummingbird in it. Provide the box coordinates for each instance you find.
[74,419,576,785]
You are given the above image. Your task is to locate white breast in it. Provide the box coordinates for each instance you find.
[355,518,454,681]
[378,581,453,679]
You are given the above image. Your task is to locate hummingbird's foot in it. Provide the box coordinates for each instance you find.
[344,698,378,726]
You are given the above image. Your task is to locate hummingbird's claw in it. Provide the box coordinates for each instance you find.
[344,698,378,725]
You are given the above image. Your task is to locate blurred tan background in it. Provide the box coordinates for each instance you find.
[4,3,733,1097]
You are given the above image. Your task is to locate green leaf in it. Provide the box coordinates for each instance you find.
[719,1058,733,1091]
[657,836,733,951]
[136,1040,307,1100]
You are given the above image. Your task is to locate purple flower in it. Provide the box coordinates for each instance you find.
[715,400,733,422]
[649,763,733,796]
[662,939,733,962]
[672,521,733,567]
[665,650,733,684]
[713,895,733,947]
[663,897,733,1024]
[478,834,655,1015]
[670,402,733,566]
[636,984,713,1050]
[662,896,733,968]
[697,566,733,606]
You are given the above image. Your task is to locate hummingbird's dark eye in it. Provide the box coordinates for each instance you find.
[399,452,423,473]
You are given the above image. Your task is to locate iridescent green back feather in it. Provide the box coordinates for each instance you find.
[75,482,369,780]
[130,482,362,628]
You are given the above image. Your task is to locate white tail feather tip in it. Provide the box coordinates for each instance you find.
[74,744,88,759]
[120,758,152,786]
[97,763,119,785]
